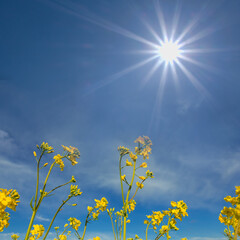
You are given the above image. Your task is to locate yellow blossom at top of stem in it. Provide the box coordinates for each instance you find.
[94,197,108,211]
[11,234,19,240]
[59,235,67,240]
[127,199,136,213]
[62,145,80,166]
[71,176,76,183]
[53,154,65,171]
[134,136,145,145]
[70,185,82,197]
[235,186,240,196]
[129,152,137,161]
[33,151,37,157]
[126,159,133,166]
[93,237,101,240]
[68,217,81,231]
[39,142,54,153]
[118,146,130,156]
[87,206,93,212]
[30,224,45,239]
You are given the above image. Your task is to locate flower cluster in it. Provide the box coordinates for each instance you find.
[11,234,19,240]
[37,142,54,154]
[88,197,108,220]
[62,145,80,166]
[0,189,20,232]
[68,217,81,231]
[30,224,45,239]
[134,136,152,160]
[69,185,82,197]
[144,200,188,239]
[219,186,240,239]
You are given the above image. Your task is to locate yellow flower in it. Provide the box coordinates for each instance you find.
[11,234,19,240]
[126,219,130,223]
[93,237,101,240]
[136,182,144,189]
[43,163,48,167]
[126,159,133,166]
[64,223,68,228]
[70,185,82,197]
[39,142,54,153]
[129,152,137,161]
[53,154,65,171]
[59,235,67,240]
[87,206,93,212]
[121,175,126,181]
[138,176,146,181]
[134,136,145,144]
[71,176,76,183]
[30,224,45,239]
[139,162,147,168]
[33,151,37,157]
[68,217,81,231]
[54,226,59,230]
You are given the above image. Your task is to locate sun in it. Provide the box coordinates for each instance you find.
[158,41,181,63]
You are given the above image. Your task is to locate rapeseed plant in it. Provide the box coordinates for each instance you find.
[0,136,239,240]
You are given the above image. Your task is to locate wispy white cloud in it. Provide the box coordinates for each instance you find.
[0,129,18,155]
[35,214,51,222]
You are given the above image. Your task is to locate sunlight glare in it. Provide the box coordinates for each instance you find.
[158,41,181,63]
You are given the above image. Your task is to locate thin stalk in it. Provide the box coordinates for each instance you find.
[119,155,125,205]
[234,219,240,240]
[24,152,43,240]
[166,213,173,240]
[110,214,117,240]
[36,162,55,209]
[123,160,136,240]
[42,196,71,240]
[145,221,151,240]
[81,211,91,240]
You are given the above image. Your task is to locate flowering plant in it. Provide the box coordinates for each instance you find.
[0,137,239,240]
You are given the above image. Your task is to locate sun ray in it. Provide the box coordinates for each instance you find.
[175,59,210,98]
[153,0,168,41]
[178,27,215,48]
[84,55,158,96]
[50,0,160,49]
[141,59,165,86]
[170,0,182,41]
[178,55,218,72]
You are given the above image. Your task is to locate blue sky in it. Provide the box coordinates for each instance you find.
[1,0,240,239]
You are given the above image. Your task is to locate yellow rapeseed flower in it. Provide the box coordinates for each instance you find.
[59,235,67,240]
[121,175,126,181]
[53,154,65,171]
[11,234,19,240]
[136,182,144,189]
[126,159,133,166]
[30,224,45,239]
[139,162,147,168]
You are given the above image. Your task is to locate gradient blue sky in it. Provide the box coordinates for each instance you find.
[1,0,240,239]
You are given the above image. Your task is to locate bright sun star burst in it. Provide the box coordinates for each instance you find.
[158,41,181,63]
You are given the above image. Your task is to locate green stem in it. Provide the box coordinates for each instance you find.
[123,160,136,240]
[234,219,240,240]
[109,214,117,240]
[42,196,72,240]
[36,162,55,209]
[166,213,173,240]
[24,210,37,240]
[24,152,43,240]
[119,155,125,205]
[81,211,91,240]
[145,222,151,240]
